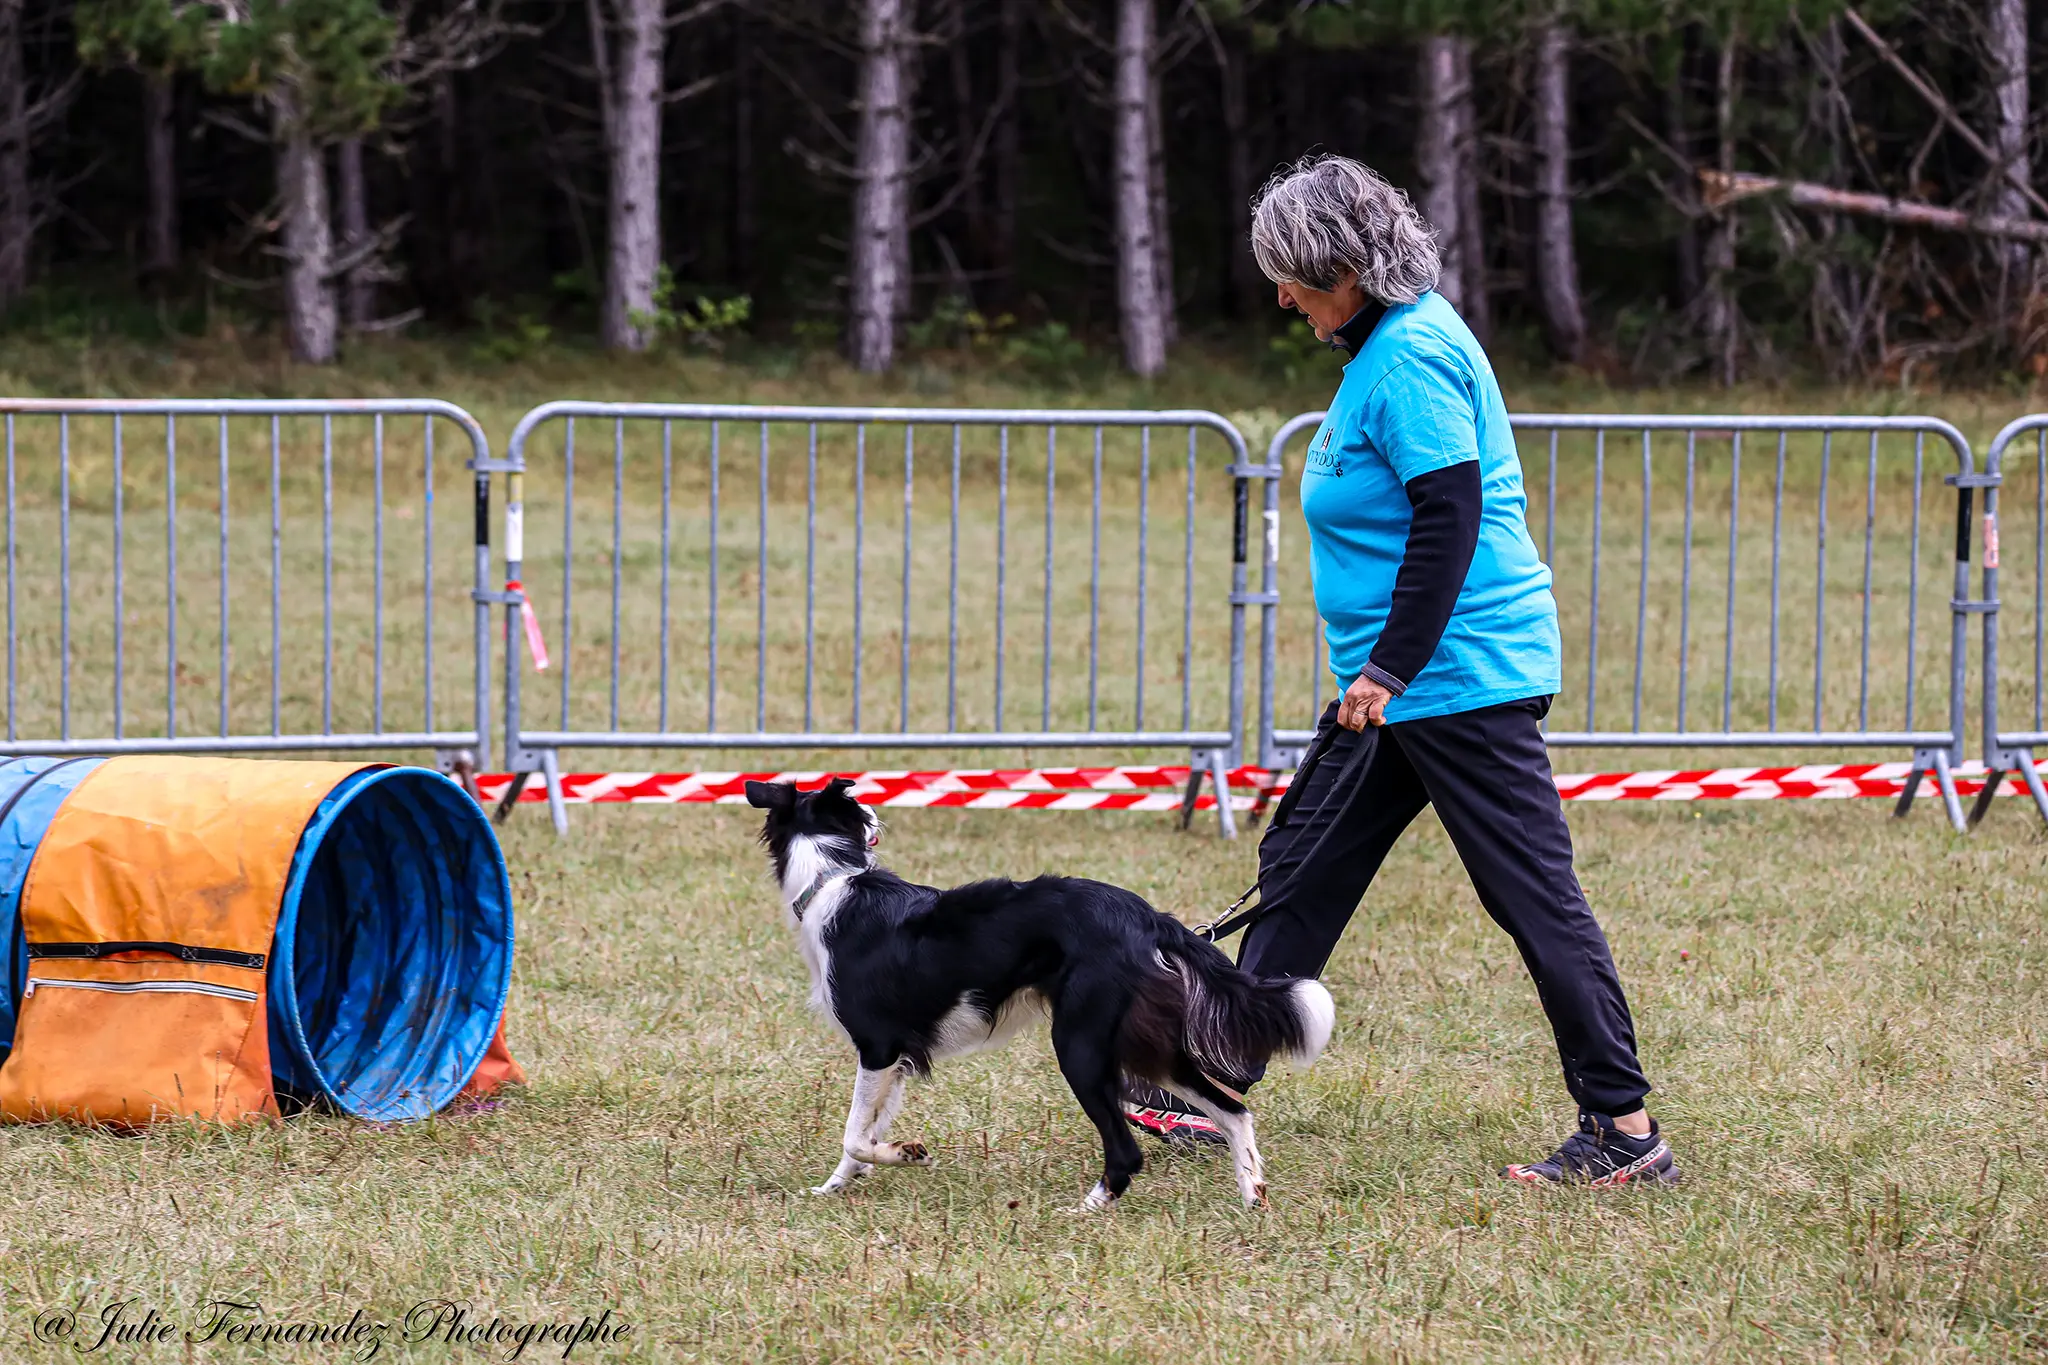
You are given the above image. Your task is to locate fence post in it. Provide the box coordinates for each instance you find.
[491,414,567,833]
[1968,420,2048,824]
[471,466,493,776]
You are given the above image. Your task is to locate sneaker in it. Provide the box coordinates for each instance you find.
[1120,1079,1226,1149]
[1501,1112,1681,1187]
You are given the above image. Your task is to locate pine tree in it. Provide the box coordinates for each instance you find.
[78,0,401,361]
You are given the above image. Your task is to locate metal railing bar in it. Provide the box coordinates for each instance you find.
[1768,430,1786,731]
[947,425,960,732]
[113,415,124,740]
[1907,435,1923,730]
[1677,431,1695,731]
[707,421,718,733]
[1042,427,1055,731]
[4,415,13,742]
[1586,429,1603,732]
[217,416,229,739]
[1182,427,1196,732]
[756,423,768,732]
[805,423,817,731]
[166,416,177,740]
[521,729,1237,751]
[322,415,334,735]
[1089,425,1102,732]
[610,418,624,732]
[560,417,575,732]
[853,424,865,730]
[1813,431,1831,732]
[995,426,1007,730]
[659,419,672,733]
[268,416,279,737]
[1723,432,1741,733]
[1135,426,1149,732]
[1858,431,1876,731]
[900,425,913,734]
[1632,430,1650,732]
[372,415,384,733]
[422,416,434,733]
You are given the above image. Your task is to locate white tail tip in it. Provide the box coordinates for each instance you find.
[1288,979,1335,1066]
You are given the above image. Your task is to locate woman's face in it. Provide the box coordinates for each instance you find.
[1275,271,1368,342]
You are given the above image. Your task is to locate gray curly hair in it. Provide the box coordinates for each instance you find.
[1250,154,1441,306]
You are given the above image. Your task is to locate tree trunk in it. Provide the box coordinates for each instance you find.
[276,102,337,364]
[1704,31,1739,385]
[0,0,28,308]
[1417,35,1466,310]
[848,0,915,372]
[599,0,665,352]
[336,136,373,329]
[948,0,989,280]
[731,6,755,296]
[1532,20,1585,362]
[1147,48,1176,346]
[1452,37,1490,344]
[1668,38,1703,309]
[1114,0,1167,375]
[1218,33,1256,317]
[1988,0,2031,285]
[990,0,1021,306]
[142,71,177,278]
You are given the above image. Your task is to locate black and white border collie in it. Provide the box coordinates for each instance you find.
[745,777,1335,1209]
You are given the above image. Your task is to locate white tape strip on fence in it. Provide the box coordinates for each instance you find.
[476,759,2041,811]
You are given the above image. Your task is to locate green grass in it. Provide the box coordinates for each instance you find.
[2,799,2045,1360]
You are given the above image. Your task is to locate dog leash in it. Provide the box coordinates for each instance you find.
[1195,722,1380,943]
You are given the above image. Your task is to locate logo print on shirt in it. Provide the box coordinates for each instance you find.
[1305,426,1343,477]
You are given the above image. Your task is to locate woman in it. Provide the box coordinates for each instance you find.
[1126,153,1678,1186]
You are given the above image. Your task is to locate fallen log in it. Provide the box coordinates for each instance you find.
[1698,169,2048,244]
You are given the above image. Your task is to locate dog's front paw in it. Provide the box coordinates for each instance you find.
[1241,1181,1268,1209]
[895,1142,933,1166]
[811,1161,873,1195]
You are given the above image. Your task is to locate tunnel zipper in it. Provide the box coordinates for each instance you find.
[23,978,258,1003]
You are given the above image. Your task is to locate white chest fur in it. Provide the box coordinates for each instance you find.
[781,836,857,1025]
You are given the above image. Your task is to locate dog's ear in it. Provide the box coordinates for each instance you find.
[744,780,794,811]
[824,776,857,798]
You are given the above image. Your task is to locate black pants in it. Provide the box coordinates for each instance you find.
[1240,695,1652,1116]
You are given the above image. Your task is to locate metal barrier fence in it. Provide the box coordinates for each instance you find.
[0,398,494,771]
[493,403,1258,836]
[2,395,2022,838]
[1976,414,2048,823]
[1256,412,1981,830]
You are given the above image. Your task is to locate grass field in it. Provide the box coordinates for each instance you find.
[0,340,2046,1360]
[1,798,2044,1361]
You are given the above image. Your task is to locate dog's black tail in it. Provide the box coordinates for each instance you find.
[1122,936,1335,1086]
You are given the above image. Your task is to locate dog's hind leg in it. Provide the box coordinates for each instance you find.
[1051,1007,1146,1211]
[1164,1068,1268,1208]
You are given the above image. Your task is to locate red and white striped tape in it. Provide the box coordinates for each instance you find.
[474,758,2041,810]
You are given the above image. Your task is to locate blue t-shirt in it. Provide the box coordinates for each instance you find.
[1300,291,1561,722]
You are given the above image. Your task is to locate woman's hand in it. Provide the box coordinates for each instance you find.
[1338,673,1393,731]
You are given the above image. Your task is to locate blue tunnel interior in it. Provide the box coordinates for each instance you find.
[0,758,513,1124]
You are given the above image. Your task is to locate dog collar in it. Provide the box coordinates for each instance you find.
[791,871,841,921]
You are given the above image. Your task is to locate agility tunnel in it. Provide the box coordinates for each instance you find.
[0,756,518,1126]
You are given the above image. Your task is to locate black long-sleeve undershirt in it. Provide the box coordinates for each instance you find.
[1357,459,1483,696]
